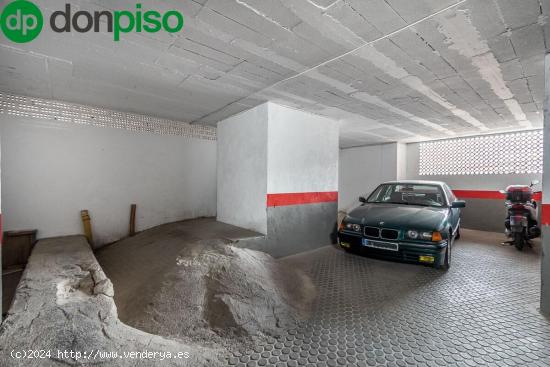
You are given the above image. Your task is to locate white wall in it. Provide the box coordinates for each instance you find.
[396,143,407,180]
[267,103,339,193]
[1,117,217,247]
[217,104,268,234]
[338,143,402,211]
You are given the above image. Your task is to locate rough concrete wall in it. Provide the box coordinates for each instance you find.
[338,143,400,212]
[0,236,222,366]
[541,53,550,316]
[216,104,268,234]
[0,117,217,248]
[406,142,542,233]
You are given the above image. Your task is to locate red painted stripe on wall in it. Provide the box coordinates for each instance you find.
[453,190,504,200]
[453,190,542,201]
[542,204,550,226]
[267,191,338,207]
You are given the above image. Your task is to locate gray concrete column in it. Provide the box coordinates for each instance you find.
[541,53,550,315]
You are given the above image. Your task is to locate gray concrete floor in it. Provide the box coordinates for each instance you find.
[231,229,550,367]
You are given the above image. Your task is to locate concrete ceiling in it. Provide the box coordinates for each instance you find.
[0,0,548,147]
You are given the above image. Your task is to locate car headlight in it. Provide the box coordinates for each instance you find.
[406,230,419,239]
[420,231,433,240]
[344,223,361,232]
[407,230,438,241]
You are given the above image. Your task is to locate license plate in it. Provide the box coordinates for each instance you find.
[510,216,526,226]
[362,238,399,251]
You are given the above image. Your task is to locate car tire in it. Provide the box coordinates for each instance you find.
[439,234,452,271]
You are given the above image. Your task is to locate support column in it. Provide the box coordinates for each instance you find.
[541,53,550,315]
[217,102,339,257]
[0,138,2,318]
[265,103,339,257]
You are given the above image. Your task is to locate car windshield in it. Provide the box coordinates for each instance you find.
[367,183,446,207]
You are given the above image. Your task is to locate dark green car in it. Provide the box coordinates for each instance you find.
[338,181,465,270]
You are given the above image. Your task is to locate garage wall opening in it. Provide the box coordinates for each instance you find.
[419,130,543,176]
[0,93,218,247]
[408,130,544,232]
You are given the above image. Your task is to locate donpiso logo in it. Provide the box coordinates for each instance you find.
[0,0,43,43]
[1,1,184,43]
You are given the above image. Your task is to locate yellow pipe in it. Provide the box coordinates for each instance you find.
[81,210,93,245]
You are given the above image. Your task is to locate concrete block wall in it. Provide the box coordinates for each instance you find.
[217,102,339,257]
[0,117,217,248]
[406,143,542,233]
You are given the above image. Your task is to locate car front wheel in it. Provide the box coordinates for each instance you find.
[439,235,452,271]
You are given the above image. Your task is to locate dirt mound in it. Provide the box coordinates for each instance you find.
[125,239,316,347]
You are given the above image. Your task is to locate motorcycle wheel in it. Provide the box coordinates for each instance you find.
[513,232,524,251]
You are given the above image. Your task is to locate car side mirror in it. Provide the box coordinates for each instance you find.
[451,200,466,208]
[359,196,367,203]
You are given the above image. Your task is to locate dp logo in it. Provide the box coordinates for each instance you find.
[1,0,43,43]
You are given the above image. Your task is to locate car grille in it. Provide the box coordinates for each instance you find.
[364,227,399,240]
[364,226,380,238]
[381,229,399,240]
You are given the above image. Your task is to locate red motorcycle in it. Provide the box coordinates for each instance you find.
[501,180,541,250]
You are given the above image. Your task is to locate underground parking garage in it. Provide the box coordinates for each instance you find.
[1,0,550,366]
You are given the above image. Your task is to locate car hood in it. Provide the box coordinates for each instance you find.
[348,203,448,230]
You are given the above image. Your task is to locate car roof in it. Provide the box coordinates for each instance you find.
[381,180,447,187]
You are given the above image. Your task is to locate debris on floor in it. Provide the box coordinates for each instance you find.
[129,239,315,347]
[0,236,224,367]
[96,219,316,351]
